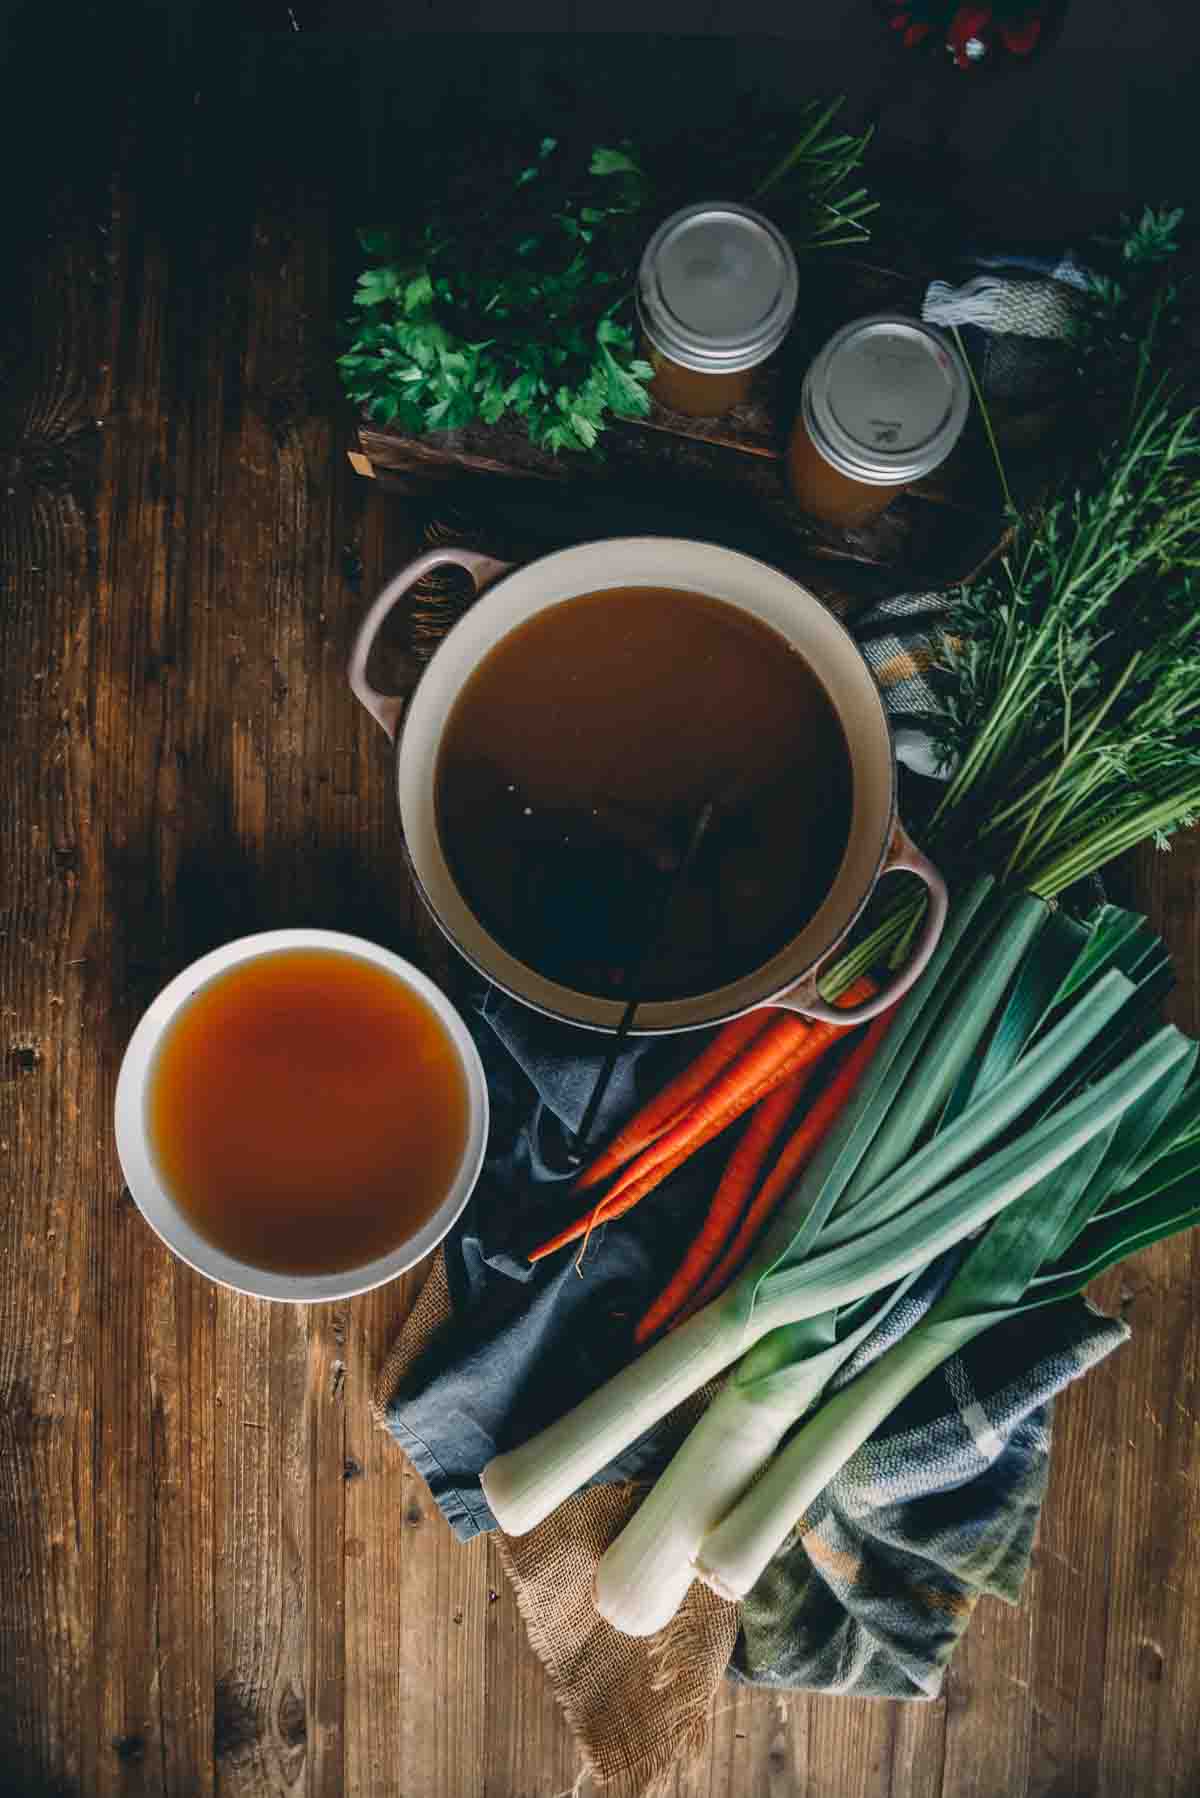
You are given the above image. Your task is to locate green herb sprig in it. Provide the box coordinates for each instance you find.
[825,209,1200,997]
[929,210,1200,895]
[338,103,874,455]
[931,386,1200,895]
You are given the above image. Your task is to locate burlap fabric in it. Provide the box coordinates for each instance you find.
[373,1250,739,1795]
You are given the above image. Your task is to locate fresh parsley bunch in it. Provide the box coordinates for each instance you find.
[339,138,656,455]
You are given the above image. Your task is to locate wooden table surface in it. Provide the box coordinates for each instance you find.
[3,15,1199,1797]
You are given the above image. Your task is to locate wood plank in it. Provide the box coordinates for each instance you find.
[806,1692,900,1797]
[886,1695,947,1797]
[211,1299,307,1795]
[0,193,107,1798]
[938,1584,1037,1798]
[1086,838,1200,1798]
[307,1303,350,1798]
[343,1284,413,1798]
[194,165,358,1798]
[480,1527,579,1797]
[85,143,226,1798]
[1027,1337,1121,1794]
[700,1689,808,1798]
[1095,1239,1200,1798]
[344,1278,491,1798]
[673,1684,778,1798]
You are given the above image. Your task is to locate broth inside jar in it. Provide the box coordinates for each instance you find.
[644,339,756,418]
[148,949,470,1275]
[435,587,853,1000]
[787,413,908,528]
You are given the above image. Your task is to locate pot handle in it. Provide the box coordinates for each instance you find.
[773,820,948,1026]
[348,547,513,741]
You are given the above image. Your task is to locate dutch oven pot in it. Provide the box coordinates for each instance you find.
[349,538,947,1034]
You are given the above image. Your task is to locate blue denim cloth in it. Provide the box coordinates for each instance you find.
[385,987,732,1537]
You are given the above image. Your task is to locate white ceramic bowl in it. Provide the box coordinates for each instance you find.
[113,928,489,1303]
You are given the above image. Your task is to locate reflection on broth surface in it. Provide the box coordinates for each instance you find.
[436,587,853,1000]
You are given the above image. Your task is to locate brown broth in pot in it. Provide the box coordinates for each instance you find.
[435,587,853,1001]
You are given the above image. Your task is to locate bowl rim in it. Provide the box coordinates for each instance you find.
[113,928,489,1302]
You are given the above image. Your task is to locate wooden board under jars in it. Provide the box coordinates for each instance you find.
[347,256,1068,618]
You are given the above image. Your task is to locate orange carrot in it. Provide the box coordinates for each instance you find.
[527,979,878,1265]
[528,1033,826,1264]
[664,1010,894,1332]
[583,1016,810,1207]
[590,978,877,1217]
[632,1065,814,1344]
[572,1011,773,1194]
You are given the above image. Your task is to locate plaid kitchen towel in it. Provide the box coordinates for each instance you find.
[730,1272,1124,1696]
[859,250,1086,778]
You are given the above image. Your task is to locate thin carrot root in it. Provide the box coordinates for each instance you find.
[590,1018,806,1194]
[527,978,879,1266]
[529,1035,815,1263]
[572,1011,772,1194]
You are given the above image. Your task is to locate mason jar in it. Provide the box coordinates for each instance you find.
[788,314,970,528]
[636,202,799,419]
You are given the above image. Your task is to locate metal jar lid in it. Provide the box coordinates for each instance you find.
[801,313,970,486]
[636,202,799,376]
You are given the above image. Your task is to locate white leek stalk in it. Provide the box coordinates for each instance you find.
[695,1314,987,1601]
[596,1376,796,1636]
[481,1293,755,1537]
[593,1288,914,1637]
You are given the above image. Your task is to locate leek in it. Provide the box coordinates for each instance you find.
[746,1026,1187,1331]
[592,1277,920,1637]
[595,895,1038,1632]
[593,905,1159,1633]
[828,893,1046,1211]
[695,1036,1199,1604]
[480,906,1172,1538]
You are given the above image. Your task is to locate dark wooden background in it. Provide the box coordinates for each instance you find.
[2,7,1199,1795]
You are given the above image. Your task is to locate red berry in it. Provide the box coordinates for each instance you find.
[999,15,1043,54]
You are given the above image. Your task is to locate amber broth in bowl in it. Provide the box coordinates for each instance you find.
[147,948,470,1276]
[434,586,853,1001]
